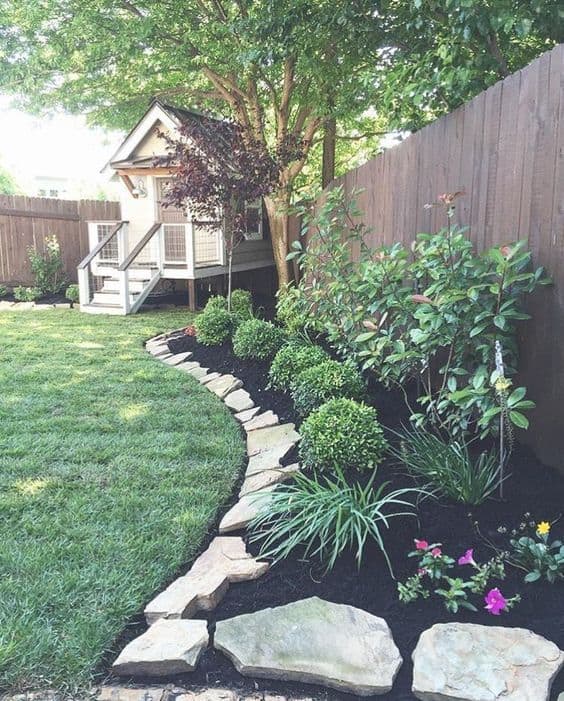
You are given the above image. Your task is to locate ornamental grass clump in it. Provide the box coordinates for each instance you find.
[389,426,503,505]
[299,398,387,473]
[268,342,329,391]
[292,359,365,416]
[249,468,421,574]
[233,318,287,360]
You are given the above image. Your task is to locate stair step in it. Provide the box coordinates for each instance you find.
[102,279,146,293]
[92,291,140,306]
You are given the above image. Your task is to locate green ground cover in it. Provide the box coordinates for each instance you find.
[0,308,244,693]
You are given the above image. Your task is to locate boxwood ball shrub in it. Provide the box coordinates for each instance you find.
[292,359,365,416]
[269,342,329,392]
[230,288,253,324]
[195,307,234,345]
[233,318,287,360]
[300,398,387,473]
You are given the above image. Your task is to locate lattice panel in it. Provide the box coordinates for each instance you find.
[163,225,186,262]
[194,224,220,264]
[97,224,118,261]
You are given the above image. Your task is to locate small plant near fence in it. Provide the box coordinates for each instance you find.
[27,235,67,296]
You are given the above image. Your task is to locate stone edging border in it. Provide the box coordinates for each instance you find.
[106,331,564,701]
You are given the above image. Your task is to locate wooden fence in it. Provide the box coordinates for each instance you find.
[291,43,564,471]
[0,196,121,286]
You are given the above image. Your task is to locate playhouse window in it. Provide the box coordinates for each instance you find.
[244,201,263,240]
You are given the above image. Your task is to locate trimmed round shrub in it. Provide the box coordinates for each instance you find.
[276,282,310,334]
[292,359,365,416]
[299,398,387,473]
[204,294,227,311]
[230,288,253,327]
[233,318,287,360]
[195,307,234,345]
[269,342,330,392]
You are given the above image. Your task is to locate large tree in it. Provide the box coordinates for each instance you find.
[0,0,382,285]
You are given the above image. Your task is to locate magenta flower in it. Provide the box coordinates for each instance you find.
[418,568,428,576]
[484,588,508,615]
[458,548,476,567]
[431,547,442,558]
[414,539,428,550]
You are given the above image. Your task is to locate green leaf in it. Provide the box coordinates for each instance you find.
[509,410,530,429]
[524,571,541,583]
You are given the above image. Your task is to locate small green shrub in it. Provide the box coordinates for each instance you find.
[28,235,66,295]
[249,469,419,574]
[388,426,503,505]
[269,342,329,391]
[276,282,311,335]
[0,284,7,297]
[230,289,253,322]
[300,398,387,473]
[233,318,287,360]
[195,307,234,345]
[14,286,41,302]
[204,294,227,311]
[292,359,365,416]
[65,284,80,307]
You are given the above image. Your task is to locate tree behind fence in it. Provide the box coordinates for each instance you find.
[290,43,564,472]
[0,195,121,286]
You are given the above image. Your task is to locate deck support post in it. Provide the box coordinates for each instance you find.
[188,279,197,312]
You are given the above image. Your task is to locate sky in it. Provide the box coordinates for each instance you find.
[0,95,124,197]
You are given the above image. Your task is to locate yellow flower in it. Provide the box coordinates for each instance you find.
[536,521,551,537]
[495,377,511,393]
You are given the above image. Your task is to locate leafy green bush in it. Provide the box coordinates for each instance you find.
[65,284,80,307]
[268,342,329,391]
[0,284,7,297]
[249,469,419,574]
[233,318,287,360]
[230,288,253,321]
[299,398,387,473]
[276,282,311,335]
[204,294,227,311]
[508,521,564,584]
[14,286,41,302]
[28,235,66,295]
[195,307,234,345]
[389,426,502,505]
[290,187,549,438]
[292,359,364,416]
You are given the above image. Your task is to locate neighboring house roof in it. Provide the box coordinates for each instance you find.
[103,98,224,174]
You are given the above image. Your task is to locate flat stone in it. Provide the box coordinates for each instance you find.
[224,389,254,413]
[145,537,268,624]
[205,374,243,399]
[200,372,220,385]
[244,411,279,433]
[174,692,237,701]
[214,597,402,696]
[218,487,277,533]
[240,463,300,497]
[234,406,261,423]
[148,345,170,357]
[162,351,193,365]
[98,687,165,701]
[112,619,208,677]
[186,366,209,379]
[177,361,201,371]
[245,443,295,477]
[412,623,564,701]
[0,300,16,310]
[247,424,300,457]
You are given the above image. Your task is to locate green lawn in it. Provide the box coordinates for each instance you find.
[0,308,245,693]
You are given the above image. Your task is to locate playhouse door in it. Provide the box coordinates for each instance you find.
[155,178,187,263]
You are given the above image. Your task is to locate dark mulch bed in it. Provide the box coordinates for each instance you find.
[114,331,564,700]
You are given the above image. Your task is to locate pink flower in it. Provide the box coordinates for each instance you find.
[458,548,476,567]
[418,568,428,576]
[484,588,508,616]
[411,294,433,304]
[431,547,442,558]
[414,539,428,550]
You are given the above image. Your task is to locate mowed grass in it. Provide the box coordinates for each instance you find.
[0,308,245,693]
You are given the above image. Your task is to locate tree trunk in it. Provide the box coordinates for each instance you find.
[264,192,292,288]
[227,248,233,311]
[321,116,336,188]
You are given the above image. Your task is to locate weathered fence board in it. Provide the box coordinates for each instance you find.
[0,196,120,285]
[291,44,564,471]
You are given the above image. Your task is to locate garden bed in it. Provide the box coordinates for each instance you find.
[150,332,564,701]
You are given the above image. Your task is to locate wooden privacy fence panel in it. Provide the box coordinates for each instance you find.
[291,44,564,471]
[0,196,121,286]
